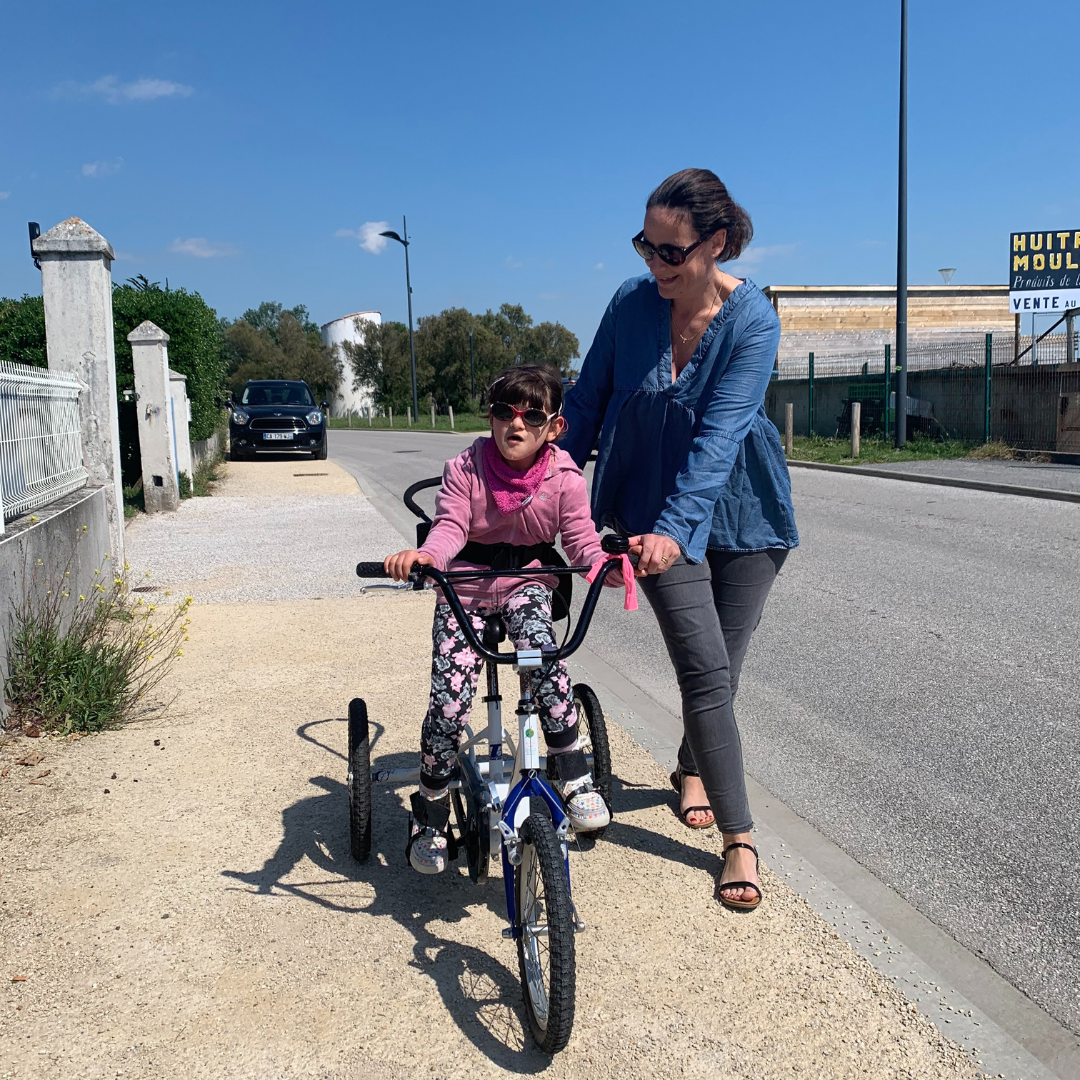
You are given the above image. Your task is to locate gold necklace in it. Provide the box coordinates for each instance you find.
[672,278,725,344]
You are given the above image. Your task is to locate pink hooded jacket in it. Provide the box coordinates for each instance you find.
[418,437,608,609]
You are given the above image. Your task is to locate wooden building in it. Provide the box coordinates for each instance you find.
[762,285,1013,360]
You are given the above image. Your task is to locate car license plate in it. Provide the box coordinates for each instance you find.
[263,432,293,440]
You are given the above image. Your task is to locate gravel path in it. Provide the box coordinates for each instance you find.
[0,596,985,1079]
[0,460,989,1077]
[124,460,402,603]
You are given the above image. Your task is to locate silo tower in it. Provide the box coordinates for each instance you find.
[321,310,381,417]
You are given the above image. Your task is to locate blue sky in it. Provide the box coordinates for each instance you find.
[2,1,1077,353]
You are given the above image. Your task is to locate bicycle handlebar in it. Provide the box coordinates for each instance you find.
[355,534,630,665]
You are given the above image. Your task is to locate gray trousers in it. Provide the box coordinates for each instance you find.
[639,548,787,833]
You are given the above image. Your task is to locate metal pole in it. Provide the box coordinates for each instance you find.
[1067,310,1076,363]
[469,328,475,401]
[808,352,815,437]
[884,344,891,440]
[984,333,993,443]
[895,0,908,449]
[402,215,419,425]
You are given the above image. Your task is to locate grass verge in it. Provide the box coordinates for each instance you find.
[328,413,489,433]
[789,434,979,465]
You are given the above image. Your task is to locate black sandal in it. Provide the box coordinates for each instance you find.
[669,766,715,830]
[718,841,762,912]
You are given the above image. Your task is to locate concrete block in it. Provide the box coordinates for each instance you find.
[128,321,180,512]
[169,369,193,483]
[33,217,124,563]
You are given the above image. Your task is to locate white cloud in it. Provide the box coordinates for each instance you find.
[0,191,9,200]
[505,255,523,269]
[728,243,798,273]
[336,221,392,254]
[54,75,194,104]
[594,262,604,270]
[82,157,123,178]
[169,237,238,258]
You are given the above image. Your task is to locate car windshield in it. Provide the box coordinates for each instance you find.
[241,382,314,407]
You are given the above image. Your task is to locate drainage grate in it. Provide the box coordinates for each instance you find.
[293,473,329,477]
[131,585,163,593]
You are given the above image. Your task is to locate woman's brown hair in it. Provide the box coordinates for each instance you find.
[646,168,753,263]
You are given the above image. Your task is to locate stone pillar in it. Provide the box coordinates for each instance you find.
[169,369,193,483]
[128,321,180,513]
[33,217,124,561]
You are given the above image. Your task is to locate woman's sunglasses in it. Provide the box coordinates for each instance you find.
[632,230,711,267]
[489,401,560,428]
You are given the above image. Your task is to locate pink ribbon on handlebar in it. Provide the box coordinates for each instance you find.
[586,554,638,612]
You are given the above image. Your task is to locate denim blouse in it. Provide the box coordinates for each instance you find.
[561,274,799,563]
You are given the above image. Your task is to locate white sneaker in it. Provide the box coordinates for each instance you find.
[407,792,451,874]
[560,777,611,832]
[408,829,449,875]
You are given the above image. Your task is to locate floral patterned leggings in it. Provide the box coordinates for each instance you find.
[420,583,579,798]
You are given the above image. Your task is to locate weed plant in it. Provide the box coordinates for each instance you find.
[192,449,223,496]
[5,548,192,734]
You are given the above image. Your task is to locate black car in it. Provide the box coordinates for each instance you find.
[227,380,328,460]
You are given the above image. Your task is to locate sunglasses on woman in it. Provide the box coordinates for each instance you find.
[632,230,711,267]
[489,401,560,428]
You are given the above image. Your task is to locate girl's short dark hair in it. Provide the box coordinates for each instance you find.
[646,168,753,263]
[487,364,563,414]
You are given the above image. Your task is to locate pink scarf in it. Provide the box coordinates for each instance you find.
[483,437,551,516]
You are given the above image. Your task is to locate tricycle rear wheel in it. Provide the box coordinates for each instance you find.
[348,697,372,861]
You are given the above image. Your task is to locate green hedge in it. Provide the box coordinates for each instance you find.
[111,286,224,442]
[0,289,225,443]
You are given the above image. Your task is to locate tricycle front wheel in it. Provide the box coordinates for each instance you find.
[515,812,576,1054]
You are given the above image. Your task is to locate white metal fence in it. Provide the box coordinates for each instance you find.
[0,360,87,530]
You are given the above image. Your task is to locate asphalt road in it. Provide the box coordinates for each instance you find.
[328,427,1080,1035]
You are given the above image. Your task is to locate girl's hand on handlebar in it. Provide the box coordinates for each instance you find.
[384,549,435,582]
[626,534,681,576]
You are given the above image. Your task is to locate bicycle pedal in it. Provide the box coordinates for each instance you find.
[501,927,513,939]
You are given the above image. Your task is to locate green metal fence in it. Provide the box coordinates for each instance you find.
[766,331,1080,451]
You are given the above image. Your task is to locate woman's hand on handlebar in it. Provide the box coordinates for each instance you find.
[627,533,681,576]
[384,549,435,582]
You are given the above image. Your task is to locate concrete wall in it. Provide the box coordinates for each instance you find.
[765,364,1080,448]
[0,488,110,721]
[192,428,224,471]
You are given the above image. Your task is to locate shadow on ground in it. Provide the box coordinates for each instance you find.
[221,718,723,1070]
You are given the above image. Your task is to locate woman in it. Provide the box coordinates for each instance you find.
[561,168,798,912]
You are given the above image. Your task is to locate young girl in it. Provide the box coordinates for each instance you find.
[384,364,621,875]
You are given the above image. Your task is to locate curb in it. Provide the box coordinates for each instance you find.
[787,459,1080,504]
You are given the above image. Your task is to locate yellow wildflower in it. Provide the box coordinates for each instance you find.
[79,595,85,601]
[29,516,39,523]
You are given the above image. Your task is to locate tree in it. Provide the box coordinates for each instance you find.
[344,302,579,414]
[343,320,429,414]
[0,295,47,367]
[221,303,340,402]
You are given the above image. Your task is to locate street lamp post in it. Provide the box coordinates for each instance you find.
[469,328,475,401]
[379,216,420,425]
[895,0,908,449]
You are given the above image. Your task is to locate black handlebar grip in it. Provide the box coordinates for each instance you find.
[601,534,630,555]
[356,561,390,578]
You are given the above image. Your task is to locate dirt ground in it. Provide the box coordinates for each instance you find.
[0,591,986,1079]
